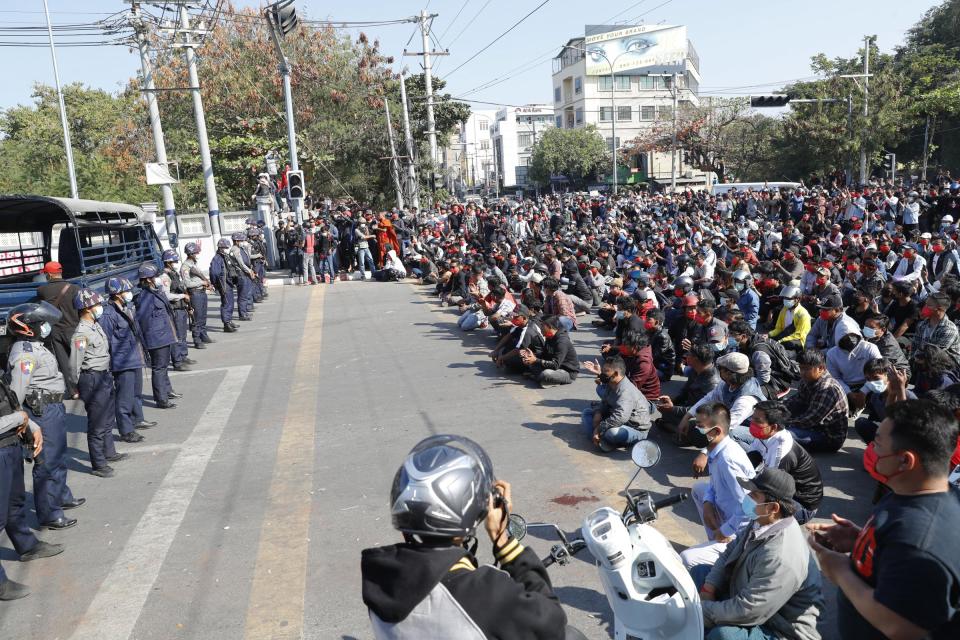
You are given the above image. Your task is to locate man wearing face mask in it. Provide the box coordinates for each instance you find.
[731,270,760,331]
[891,241,926,284]
[805,294,861,351]
[684,300,728,355]
[695,468,824,639]
[826,332,882,402]
[99,278,154,443]
[680,402,755,572]
[809,400,960,640]
[581,355,652,452]
[209,239,239,333]
[6,302,82,530]
[914,292,960,365]
[521,315,579,387]
[746,401,823,525]
[134,263,179,410]
[853,358,916,445]
[70,289,125,478]
[861,313,909,372]
[769,286,811,353]
[785,350,849,453]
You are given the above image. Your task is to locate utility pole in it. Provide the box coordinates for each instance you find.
[671,72,679,193]
[398,72,420,211]
[130,1,178,245]
[403,12,447,196]
[384,100,405,209]
[176,4,221,241]
[922,114,930,181]
[860,35,872,186]
[41,0,78,199]
[847,91,854,187]
[264,1,302,222]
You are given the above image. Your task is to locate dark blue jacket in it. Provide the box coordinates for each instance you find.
[134,288,175,350]
[210,252,229,288]
[99,301,146,371]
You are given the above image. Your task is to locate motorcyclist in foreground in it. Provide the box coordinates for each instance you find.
[360,434,583,639]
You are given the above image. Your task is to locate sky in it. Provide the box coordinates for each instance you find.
[0,0,942,113]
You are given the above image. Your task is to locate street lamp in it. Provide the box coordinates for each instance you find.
[565,44,642,195]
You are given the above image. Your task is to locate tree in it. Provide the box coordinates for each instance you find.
[528,126,608,187]
[0,83,152,203]
[396,74,471,151]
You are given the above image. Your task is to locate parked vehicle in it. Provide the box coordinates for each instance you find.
[0,195,163,327]
[511,441,702,640]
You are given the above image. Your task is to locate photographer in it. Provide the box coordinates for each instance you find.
[361,435,578,639]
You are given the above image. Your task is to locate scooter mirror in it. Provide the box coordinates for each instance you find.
[631,440,661,469]
[507,513,527,541]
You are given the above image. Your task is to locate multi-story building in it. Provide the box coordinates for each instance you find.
[490,104,555,191]
[458,110,498,193]
[551,23,708,189]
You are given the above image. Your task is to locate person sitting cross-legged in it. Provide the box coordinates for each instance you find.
[519,315,579,387]
[696,468,825,640]
[581,355,653,452]
[784,349,850,453]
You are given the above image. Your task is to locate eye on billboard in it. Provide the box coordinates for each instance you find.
[583,25,687,75]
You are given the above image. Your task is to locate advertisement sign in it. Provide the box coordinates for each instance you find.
[583,25,687,76]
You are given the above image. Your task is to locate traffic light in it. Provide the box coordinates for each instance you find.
[286,170,304,199]
[268,0,298,36]
[750,95,791,108]
[885,153,897,180]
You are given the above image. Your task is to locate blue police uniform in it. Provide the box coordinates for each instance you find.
[7,340,75,524]
[99,302,147,436]
[134,287,176,404]
[209,250,236,326]
[0,383,44,584]
[161,267,190,365]
[228,244,255,318]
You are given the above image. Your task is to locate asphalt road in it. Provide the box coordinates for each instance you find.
[0,279,875,639]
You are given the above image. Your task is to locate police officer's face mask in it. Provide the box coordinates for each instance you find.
[122,291,133,303]
[92,305,104,319]
[153,277,163,288]
[39,322,51,339]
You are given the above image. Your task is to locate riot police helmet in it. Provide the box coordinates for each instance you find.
[6,301,61,340]
[138,262,160,280]
[73,288,104,310]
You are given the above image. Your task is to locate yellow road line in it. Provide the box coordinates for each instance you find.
[244,287,325,639]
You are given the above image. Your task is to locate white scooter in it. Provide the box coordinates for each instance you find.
[510,440,703,640]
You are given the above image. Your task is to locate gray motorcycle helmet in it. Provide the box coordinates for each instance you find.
[390,435,495,539]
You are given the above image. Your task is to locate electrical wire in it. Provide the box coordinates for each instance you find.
[445,0,492,49]
[438,0,471,41]
[443,0,552,79]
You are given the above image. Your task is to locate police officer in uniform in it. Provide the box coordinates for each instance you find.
[33,261,81,397]
[70,289,126,478]
[229,232,256,320]
[159,249,195,370]
[100,277,153,443]
[247,228,269,301]
[6,301,82,530]
[134,263,179,409]
[0,377,64,601]
[180,243,214,348]
[210,239,239,333]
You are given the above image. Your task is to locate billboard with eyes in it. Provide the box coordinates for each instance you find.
[583,24,688,76]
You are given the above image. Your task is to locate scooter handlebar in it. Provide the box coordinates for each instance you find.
[653,492,689,511]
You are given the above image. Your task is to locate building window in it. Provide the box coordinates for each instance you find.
[575,108,584,125]
[617,106,631,121]
[598,76,613,91]
[615,75,630,91]
[554,86,561,103]
[638,76,655,90]
[605,137,621,151]
[574,77,582,94]
[518,132,533,147]
[515,166,528,185]
[640,106,656,121]
[479,120,488,131]
[480,140,490,150]
[599,106,613,121]
[658,105,673,121]
[556,115,563,128]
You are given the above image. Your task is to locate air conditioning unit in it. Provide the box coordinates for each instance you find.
[683,171,694,179]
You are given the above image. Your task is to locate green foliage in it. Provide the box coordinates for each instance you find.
[528,126,608,187]
[0,83,153,202]
[397,74,471,152]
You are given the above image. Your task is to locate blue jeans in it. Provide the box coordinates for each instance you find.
[582,407,647,452]
[787,426,840,452]
[728,424,755,450]
[357,247,375,274]
[558,316,574,332]
[320,254,336,281]
[707,625,779,640]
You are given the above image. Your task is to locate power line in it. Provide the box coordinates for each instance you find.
[443,0,552,79]
[605,0,649,23]
[445,0,492,49]
[438,0,471,41]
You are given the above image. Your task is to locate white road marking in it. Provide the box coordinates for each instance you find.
[69,365,252,640]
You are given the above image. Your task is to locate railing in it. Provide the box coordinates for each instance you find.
[687,40,700,75]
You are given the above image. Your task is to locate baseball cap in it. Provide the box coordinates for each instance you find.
[738,468,796,502]
[817,294,843,310]
[42,261,62,274]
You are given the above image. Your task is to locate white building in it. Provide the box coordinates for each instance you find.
[458,110,498,193]
[551,24,708,189]
[490,104,555,191]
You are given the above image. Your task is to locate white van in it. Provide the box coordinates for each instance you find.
[710,182,801,196]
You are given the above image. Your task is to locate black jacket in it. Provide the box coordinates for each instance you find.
[648,326,676,369]
[539,329,579,374]
[361,541,566,639]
